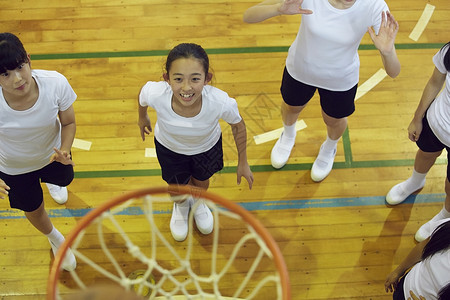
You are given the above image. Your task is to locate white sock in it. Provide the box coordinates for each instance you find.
[404,169,427,191]
[322,136,339,153]
[282,123,297,140]
[431,206,450,222]
[45,227,65,247]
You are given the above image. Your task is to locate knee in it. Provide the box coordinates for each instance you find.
[282,102,304,114]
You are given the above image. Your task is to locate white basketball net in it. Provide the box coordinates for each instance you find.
[49,188,289,299]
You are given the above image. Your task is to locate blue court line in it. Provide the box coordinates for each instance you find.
[0,193,444,220]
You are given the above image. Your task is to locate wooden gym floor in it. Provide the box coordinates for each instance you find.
[0,0,449,299]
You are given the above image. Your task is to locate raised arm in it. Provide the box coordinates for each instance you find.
[243,0,312,24]
[368,11,401,78]
[230,119,254,189]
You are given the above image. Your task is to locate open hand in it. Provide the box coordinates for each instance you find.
[368,11,399,55]
[50,148,75,166]
[278,0,313,15]
[237,162,254,190]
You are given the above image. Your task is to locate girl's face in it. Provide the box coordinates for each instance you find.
[165,58,211,110]
[0,61,34,100]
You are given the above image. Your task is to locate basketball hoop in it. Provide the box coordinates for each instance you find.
[47,185,290,299]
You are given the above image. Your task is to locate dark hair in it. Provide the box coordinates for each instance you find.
[422,220,450,260]
[165,43,209,76]
[441,42,450,72]
[0,32,28,74]
[439,282,450,300]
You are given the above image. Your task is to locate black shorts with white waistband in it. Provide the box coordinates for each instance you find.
[280,67,357,119]
[154,136,224,185]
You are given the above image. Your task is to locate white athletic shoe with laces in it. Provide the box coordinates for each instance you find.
[49,239,77,271]
[46,183,68,205]
[310,143,336,182]
[170,200,190,242]
[191,198,213,235]
[271,132,295,169]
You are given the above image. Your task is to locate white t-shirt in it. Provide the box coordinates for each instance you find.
[0,70,77,175]
[403,218,450,300]
[139,81,242,155]
[286,0,388,91]
[426,44,450,146]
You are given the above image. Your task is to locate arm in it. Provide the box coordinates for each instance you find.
[408,67,446,142]
[385,238,429,293]
[243,0,312,24]
[138,99,152,141]
[230,119,254,189]
[368,11,401,78]
[51,105,76,165]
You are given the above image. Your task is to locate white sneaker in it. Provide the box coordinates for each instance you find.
[271,132,295,169]
[46,183,68,205]
[310,144,336,182]
[170,201,190,242]
[191,198,213,235]
[415,219,441,242]
[386,179,425,205]
[49,239,77,271]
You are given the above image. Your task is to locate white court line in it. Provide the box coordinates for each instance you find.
[145,148,157,158]
[72,138,92,150]
[355,68,387,101]
[253,120,307,145]
[409,4,435,42]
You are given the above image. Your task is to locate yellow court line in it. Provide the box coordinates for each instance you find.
[409,4,435,42]
[73,138,92,150]
[355,68,387,101]
[253,120,307,145]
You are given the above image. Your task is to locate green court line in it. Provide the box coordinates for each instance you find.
[74,158,444,178]
[30,43,444,60]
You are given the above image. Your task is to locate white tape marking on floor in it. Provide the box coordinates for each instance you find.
[409,4,435,42]
[355,68,387,101]
[72,138,92,150]
[145,148,157,158]
[253,120,307,145]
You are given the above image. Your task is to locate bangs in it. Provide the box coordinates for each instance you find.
[0,41,28,74]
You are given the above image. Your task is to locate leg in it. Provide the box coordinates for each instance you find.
[310,110,346,182]
[188,177,213,235]
[321,110,348,140]
[189,177,210,190]
[271,102,306,169]
[24,201,53,235]
[271,69,316,169]
[281,101,306,126]
[414,149,442,173]
[24,201,77,271]
[386,149,441,205]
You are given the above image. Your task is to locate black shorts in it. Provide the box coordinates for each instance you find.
[392,274,407,300]
[154,136,224,185]
[0,162,74,212]
[280,67,357,118]
[416,113,450,181]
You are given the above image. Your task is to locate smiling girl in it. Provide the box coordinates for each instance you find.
[138,43,254,242]
[0,32,77,271]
